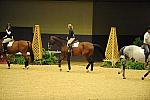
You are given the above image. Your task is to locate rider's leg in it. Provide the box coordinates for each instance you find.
[2,38,13,53]
[68,44,73,56]
[143,44,149,63]
[67,39,72,55]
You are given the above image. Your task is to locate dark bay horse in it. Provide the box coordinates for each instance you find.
[48,36,103,72]
[0,39,34,69]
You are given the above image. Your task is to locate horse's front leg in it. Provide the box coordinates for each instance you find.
[122,63,126,79]
[86,63,90,73]
[67,52,71,72]
[3,54,10,69]
[58,59,62,72]
[118,57,127,79]
[58,53,65,72]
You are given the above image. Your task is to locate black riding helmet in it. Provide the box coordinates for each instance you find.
[147,26,150,30]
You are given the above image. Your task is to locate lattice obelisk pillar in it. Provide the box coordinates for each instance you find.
[32,25,43,60]
[104,27,119,66]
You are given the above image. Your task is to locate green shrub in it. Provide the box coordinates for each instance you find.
[9,55,25,65]
[102,59,144,70]
[8,50,59,65]
[133,37,143,46]
[101,61,112,68]
[42,51,59,65]
[126,60,144,70]
[33,50,59,65]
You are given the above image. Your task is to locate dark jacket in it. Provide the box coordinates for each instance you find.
[68,29,75,40]
[5,28,13,39]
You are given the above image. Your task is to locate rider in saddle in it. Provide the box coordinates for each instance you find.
[67,24,76,53]
[2,23,14,53]
[143,26,150,64]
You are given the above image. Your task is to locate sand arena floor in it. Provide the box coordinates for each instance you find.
[0,62,150,100]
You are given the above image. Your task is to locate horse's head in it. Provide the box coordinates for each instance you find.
[48,36,67,50]
[49,36,56,45]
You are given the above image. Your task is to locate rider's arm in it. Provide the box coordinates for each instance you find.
[3,35,7,39]
[6,29,11,35]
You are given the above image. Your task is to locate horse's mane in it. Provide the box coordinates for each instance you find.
[55,36,67,41]
[50,36,67,47]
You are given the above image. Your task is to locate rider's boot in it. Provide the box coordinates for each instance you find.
[144,53,149,67]
[68,44,72,56]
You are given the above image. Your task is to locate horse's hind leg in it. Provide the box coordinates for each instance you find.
[91,62,94,71]
[142,70,150,80]
[22,53,29,69]
[86,56,93,72]
[25,60,29,69]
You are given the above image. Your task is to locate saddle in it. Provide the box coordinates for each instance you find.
[7,41,14,47]
[72,41,79,47]
[67,40,79,56]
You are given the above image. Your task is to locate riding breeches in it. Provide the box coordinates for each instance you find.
[143,44,150,54]
[67,38,75,46]
[143,44,150,62]
[2,38,13,43]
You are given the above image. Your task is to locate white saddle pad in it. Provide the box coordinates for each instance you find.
[7,41,14,47]
[72,42,79,47]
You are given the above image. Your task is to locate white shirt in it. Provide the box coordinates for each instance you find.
[144,32,150,44]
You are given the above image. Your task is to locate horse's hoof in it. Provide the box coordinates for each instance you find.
[67,70,70,72]
[118,72,121,74]
[59,69,62,72]
[123,77,126,79]
[8,67,10,69]
[27,67,29,70]
[141,77,144,80]
[86,70,89,73]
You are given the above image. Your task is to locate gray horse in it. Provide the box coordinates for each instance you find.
[118,45,150,80]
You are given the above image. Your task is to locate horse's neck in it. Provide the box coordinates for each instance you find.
[55,37,66,48]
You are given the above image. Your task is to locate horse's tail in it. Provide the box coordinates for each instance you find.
[27,41,34,62]
[93,44,104,61]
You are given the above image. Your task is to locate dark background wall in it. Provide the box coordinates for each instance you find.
[92,1,150,56]
[93,1,150,35]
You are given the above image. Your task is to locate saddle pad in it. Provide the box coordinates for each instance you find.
[16,52,30,55]
[72,42,79,47]
[7,41,14,47]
